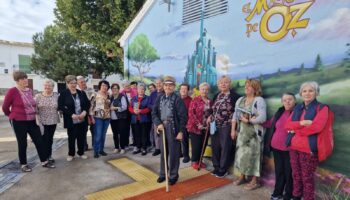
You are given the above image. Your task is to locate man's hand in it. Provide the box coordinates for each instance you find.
[300,120,312,126]
[72,114,79,120]
[156,124,164,134]
[176,132,183,141]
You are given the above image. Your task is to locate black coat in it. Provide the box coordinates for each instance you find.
[58,89,90,129]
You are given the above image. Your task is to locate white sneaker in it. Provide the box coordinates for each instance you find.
[120,149,125,154]
[79,155,88,159]
[66,156,74,162]
[113,148,120,153]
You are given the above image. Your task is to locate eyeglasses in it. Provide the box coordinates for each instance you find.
[69,82,77,85]
[112,88,119,90]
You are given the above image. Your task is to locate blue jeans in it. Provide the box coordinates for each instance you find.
[94,118,110,154]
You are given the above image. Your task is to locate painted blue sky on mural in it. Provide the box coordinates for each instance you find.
[124,0,350,81]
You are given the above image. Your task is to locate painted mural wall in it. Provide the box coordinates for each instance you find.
[123,0,350,196]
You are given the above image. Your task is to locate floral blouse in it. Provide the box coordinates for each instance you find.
[90,92,111,119]
[186,96,212,134]
[35,93,60,125]
[212,92,233,128]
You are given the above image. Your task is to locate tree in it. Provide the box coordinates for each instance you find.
[127,34,159,81]
[277,68,282,76]
[314,54,323,71]
[55,0,146,73]
[31,25,118,81]
[299,63,305,75]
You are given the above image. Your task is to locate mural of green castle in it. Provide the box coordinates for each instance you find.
[184,13,217,88]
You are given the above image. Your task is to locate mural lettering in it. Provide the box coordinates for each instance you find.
[243,0,314,42]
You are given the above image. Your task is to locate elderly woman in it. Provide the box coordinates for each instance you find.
[90,80,111,158]
[231,79,266,190]
[187,82,212,169]
[2,71,55,172]
[284,82,329,200]
[264,93,296,200]
[58,75,89,161]
[110,83,129,154]
[208,75,240,178]
[128,83,151,155]
[35,80,60,163]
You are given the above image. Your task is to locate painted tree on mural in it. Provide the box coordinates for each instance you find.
[127,34,159,81]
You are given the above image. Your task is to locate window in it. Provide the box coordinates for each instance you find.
[18,55,32,73]
[4,69,8,74]
[182,0,228,25]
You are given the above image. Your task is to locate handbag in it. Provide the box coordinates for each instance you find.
[210,121,216,135]
[285,131,295,147]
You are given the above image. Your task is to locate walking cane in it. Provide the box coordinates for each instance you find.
[161,129,170,192]
[198,127,209,171]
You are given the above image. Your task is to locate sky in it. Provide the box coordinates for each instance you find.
[0,0,55,43]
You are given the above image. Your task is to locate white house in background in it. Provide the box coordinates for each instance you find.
[0,39,57,92]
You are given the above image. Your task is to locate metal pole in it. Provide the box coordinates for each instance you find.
[162,129,170,192]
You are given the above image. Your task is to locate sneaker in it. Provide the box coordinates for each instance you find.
[152,149,161,156]
[42,162,56,168]
[182,157,190,163]
[215,171,228,178]
[211,169,219,176]
[79,155,88,159]
[120,149,126,154]
[113,148,120,153]
[66,156,74,162]
[48,157,55,163]
[270,194,283,200]
[192,162,199,170]
[141,150,147,156]
[133,149,141,154]
[99,151,108,156]
[21,165,32,172]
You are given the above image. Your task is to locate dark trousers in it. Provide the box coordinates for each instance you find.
[110,118,129,150]
[272,149,293,199]
[43,124,57,158]
[67,123,86,156]
[190,131,208,162]
[159,123,181,180]
[11,120,47,164]
[211,126,233,173]
[133,121,150,150]
[181,129,190,158]
[290,150,318,200]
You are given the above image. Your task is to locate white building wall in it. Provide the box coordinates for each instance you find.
[0,41,34,74]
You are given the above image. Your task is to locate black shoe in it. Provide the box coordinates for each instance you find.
[42,162,56,168]
[215,171,228,178]
[169,178,178,185]
[152,149,161,156]
[182,157,190,163]
[157,177,165,183]
[48,157,55,163]
[271,194,283,200]
[211,169,219,176]
[99,151,108,156]
[94,153,100,158]
[21,165,32,172]
[141,150,147,156]
[133,149,141,154]
[291,197,301,200]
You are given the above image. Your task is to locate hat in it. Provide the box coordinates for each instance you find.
[163,76,176,85]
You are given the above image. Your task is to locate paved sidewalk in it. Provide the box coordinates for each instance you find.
[0,117,271,200]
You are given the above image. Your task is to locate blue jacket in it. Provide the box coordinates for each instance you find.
[129,95,151,124]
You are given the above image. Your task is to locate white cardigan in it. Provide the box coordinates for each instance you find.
[232,96,267,141]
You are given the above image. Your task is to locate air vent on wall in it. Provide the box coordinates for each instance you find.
[182,0,228,25]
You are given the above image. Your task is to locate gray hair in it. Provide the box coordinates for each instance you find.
[299,81,320,96]
[137,83,146,90]
[122,80,130,87]
[44,79,55,87]
[76,75,85,81]
[217,75,231,84]
[65,75,76,84]
[199,82,210,89]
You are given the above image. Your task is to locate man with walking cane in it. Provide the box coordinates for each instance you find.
[152,76,187,186]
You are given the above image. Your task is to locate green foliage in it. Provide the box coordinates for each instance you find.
[55,0,146,73]
[314,54,324,71]
[299,63,305,75]
[31,25,118,81]
[127,34,160,81]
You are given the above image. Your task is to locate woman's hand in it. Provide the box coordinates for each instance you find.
[240,115,249,123]
[176,132,183,141]
[231,129,237,140]
[197,124,204,130]
[300,120,312,126]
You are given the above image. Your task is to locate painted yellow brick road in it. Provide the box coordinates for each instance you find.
[85,158,208,200]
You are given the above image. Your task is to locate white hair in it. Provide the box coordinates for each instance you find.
[199,82,210,89]
[76,75,85,81]
[137,83,146,90]
[44,79,55,87]
[299,81,320,96]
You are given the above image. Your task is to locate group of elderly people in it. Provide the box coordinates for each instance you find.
[2,71,329,200]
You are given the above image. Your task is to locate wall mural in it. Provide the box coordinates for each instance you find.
[123,0,350,197]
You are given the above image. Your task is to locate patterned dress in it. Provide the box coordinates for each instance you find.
[234,97,262,177]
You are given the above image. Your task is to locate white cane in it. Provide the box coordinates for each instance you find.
[162,129,170,192]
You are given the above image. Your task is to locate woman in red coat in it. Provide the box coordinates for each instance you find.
[285,81,329,200]
[186,82,212,169]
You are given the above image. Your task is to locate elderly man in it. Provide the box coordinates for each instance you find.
[152,76,187,185]
[77,75,95,151]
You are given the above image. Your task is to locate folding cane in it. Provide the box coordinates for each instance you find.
[161,129,170,192]
[198,127,209,171]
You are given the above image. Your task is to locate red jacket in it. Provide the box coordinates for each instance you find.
[2,87,35,121]
[182,96,192,110]
[186,96,212,134]
[285,106,329,154]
